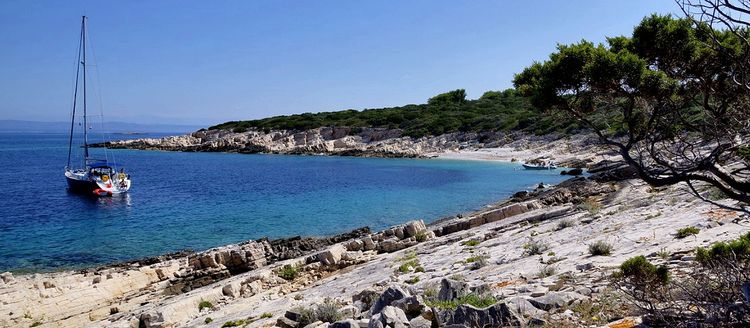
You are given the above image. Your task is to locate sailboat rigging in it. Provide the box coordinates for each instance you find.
[64,16,132,196]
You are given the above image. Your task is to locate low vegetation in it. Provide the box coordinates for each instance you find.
[579,198,602,215]
[425,293,498,310]
[198,300,214,312]
[523,239,548,256]
[588,241,613,256]
[465,253,489,270]
[556,219,575,231]
[675,226,700,239]
[396,251,424,273]
[277,264,299,281]
[208,89,588,138]
[614,232,750,326]
[295,299,343,326]
[462,239,481,247]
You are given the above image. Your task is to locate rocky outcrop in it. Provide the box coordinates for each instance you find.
[92,127,497,158]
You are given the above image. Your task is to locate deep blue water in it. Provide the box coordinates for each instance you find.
[0,133,569,272]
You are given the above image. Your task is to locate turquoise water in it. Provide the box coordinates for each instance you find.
[0,133,568,272]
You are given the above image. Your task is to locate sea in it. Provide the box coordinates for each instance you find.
[0,132,570,272]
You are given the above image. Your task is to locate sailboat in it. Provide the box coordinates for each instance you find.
[64,16,132,196]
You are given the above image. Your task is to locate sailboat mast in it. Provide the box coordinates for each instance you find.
[82,15,89,161]
[67,16,84,168]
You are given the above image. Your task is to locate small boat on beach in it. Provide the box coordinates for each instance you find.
[522,161,557,170]
[64,16,132,196]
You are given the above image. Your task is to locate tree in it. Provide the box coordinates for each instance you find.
[513,14,750,209]
[427,89,467,105]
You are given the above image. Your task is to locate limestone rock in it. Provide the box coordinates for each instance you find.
[440,303,523,327]
[330,319,360,328]
[529,291,587,311]
[371,286,409,315]
[391,295,425,317]
[139,311,165,328]
[0,272,12,284]
[437,278,469,301]
[362,236,376,251]
[409,316,432,328]
[339,304,361,319]
[222,282,240,298]
[318,244,347,266]
[369,306,408,328]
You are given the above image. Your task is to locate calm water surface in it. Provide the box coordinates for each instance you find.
[0,133,568,272]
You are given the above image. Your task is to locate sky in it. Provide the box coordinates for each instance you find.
[0,1,679,126]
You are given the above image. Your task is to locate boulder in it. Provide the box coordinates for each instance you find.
[392,295,425,317]
[404,220,427,238]
[330,319,360,328]
[339,304,361,319]
[440,303,523,327]
[528,291,587,311]
[506,296,547,322]
[362,236,377,251]
[342,251,363,262]
[222,282,241,298]
[371,286,410,315]
[277,316,299,328]
[368,306,408,328]
[0,272,12,283]
[437,278,469,301]
[139,311,165,328]
[318,244,347,266]
[409,316,432,328]
[378,239,406,253]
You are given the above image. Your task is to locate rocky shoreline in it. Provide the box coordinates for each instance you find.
[90,127,602,163]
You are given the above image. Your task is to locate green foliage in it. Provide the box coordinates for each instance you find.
[198,300,214,311]
[556,219,575,230]
[204,317,213,324]
[428,89,467,105]
[523,240,547,256]
[707,187,727,201]
[405,276,420,284]
[738,146,750,161]
[579,198,602,215]
[695,232,750,263]
[462,239,480,247]
[208,88,581,138]
[465,253,489,270]
[415,232,427,242]
[618,256,669,284]
[260,312,273,319]
[277,264,298,281]
[425,293,497,310]
[675,226,700,239]
[396,251,424,273]
[588,241,613,256]
[221,319,246,327]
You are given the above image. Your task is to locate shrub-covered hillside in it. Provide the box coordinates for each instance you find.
[208,89,585,138]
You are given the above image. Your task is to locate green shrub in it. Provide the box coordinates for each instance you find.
[221,320,246,327]
[278,264,298,281]
[466,253,489,270]
[406,276,420,284]
[556,219,575,230]
[198,300,214,311]
[415,232,428,242]
[204,317,213,324]
[588,241,613,256]
[396,252,424,273]
[260,312,273,319]
[695,231,750,263]
[675,226,700,239]
[462,239,480,247]
[618,256,669,284]
[523,240,547,256]
[579,198,602,214]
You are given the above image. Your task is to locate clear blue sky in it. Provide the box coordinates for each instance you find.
[0,1,678,126]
